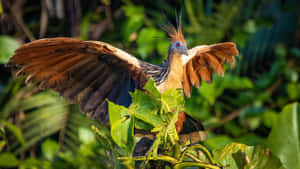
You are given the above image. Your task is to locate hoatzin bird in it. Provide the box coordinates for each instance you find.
[8,23,238,133]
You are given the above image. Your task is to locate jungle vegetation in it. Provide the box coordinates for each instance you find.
[0,0,299,168]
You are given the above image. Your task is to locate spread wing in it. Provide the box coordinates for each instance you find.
[9,38,149,122]
[182,42,239,97]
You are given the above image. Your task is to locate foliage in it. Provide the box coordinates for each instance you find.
[0,36,20,64]
[108,78,183,154]
[0,0,299,168]
[213,143,283,169]
[267,103,300,169]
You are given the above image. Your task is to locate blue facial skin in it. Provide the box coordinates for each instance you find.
[171,41,188,55]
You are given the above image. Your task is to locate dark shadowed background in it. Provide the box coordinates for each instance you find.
[0,0,299,168]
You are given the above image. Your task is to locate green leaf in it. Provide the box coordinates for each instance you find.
[122,5,144,41]
[223,74,253,89]
[19,91,63,111]
[287,83,300,100]
[80,14,91,40]
[19,157,46,169]
[78,127,95,144]
[111,117,134,149]
[131,89,158,115]
[204,135,233,150]
[137,28,156,58]
[142,78,160,98]
[198,75,252,105]
[130,80,164,127]
[235,134,264,146]
[132,93,163,127]
[263,111,278,128]
[213,143,283,169]
[267,102,300,169]
[42,139,59,161]
[135,119,153,130]
[243,19,257,33]
[0,152,19,168]
[0,36,20,64]
[1,120,25,145]
[108,101,130,125]
[157,39,170,57]
[161,89,184,113]
[137,28,166,58]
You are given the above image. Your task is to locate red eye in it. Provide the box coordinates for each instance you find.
[176,42,180,47]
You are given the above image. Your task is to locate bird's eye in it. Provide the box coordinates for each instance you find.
[175,41,181,48]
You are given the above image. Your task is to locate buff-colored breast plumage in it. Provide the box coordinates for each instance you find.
[157,54,183,93]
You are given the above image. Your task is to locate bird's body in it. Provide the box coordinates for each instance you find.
[8,23,238,127]
[156,53,184,93]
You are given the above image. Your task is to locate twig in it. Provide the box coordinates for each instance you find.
[118,155,178,164]
[5,0,35,41]
[266,77,283,94]
[173,162,221,169]
[39,0,48,38]
[90,5,113,40]
[179,144,216,165]
[185,152,202,162]
[135,130,207,143]
[179,130,207,143]
[219,104,250,124]
[219,77,283,125]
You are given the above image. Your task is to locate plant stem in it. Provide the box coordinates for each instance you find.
[118,155,178,164]
[179,144,216,164]
[173,162,221,169]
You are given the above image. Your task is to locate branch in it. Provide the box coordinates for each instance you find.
[135,130,207,143]
[5,0,35,41]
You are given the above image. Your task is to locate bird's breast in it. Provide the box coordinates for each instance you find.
[157,56,183,93]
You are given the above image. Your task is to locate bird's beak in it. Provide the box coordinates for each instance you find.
[181,46,188,55]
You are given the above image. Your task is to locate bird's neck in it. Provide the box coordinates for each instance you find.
[157,53,184,93]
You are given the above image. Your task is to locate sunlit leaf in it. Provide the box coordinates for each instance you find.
[42,139,59,161]
[213,143,283,169]
[161,89,184,113]
[0,36,20,64]
[79,127,95,144]
[111,117,134,149]
[267,102,300,169]
[108,101,130,125]
[142,78,160,98]
[130,79,163,126]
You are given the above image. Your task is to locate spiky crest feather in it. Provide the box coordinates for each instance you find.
[161,13,186,45]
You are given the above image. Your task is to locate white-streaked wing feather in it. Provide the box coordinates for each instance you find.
[87,41,141,68]
[182,45,210,65]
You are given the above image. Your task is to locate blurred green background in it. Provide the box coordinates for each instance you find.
[0,0,299,168]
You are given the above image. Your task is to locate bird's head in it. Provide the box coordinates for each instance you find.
[162,22,188,58]
[170,40,188,56]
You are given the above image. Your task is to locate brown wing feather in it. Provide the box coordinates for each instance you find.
[9,37,148,123]
[183,42,238,97]
[182,65,191,98]
[186,61,200,87]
